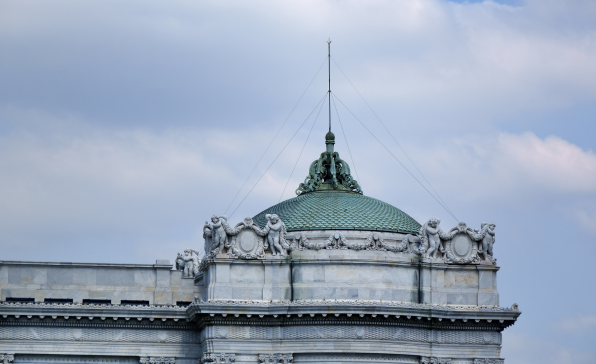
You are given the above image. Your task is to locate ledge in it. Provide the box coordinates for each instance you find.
[0,260,172,269]
[187,299,521,329]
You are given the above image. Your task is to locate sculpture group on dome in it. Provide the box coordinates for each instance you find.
[296,132,362,195]
[406,218,497,264]
[175,249,201,277]
[200,214,290,263]
[195,211,497,268]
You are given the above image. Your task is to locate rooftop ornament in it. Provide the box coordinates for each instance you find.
[296,132,362,195]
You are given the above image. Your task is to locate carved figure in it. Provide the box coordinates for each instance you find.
[422,218,444,259]
[479,222,496,261]
[203,222,214,255]
[175,253,184,271]
[208,215,228,254]
[264,214,286,256]
[191,250,201,275]
[182,249,195,277]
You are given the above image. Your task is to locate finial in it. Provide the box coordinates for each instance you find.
[296,133,362,195]
[325,131,335,153]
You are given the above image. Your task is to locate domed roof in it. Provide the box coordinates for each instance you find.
[253,189,421,234]
[252,132,420,234]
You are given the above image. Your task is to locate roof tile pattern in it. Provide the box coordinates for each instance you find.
[253,191,420,234]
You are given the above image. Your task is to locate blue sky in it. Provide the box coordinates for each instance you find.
[1,0,596,362]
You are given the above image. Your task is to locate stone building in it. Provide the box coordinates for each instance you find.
[0,132,520,364]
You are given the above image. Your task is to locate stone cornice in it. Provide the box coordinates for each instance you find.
[188,300,520,329]
[0,302,187,321]
[0,260,172,269]
[0,300,520,329]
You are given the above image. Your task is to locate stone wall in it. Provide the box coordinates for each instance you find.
[0,260,201,305]
[198,249,499,306]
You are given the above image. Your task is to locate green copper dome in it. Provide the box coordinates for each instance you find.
[253,189,420,234]
[253,132,421,234]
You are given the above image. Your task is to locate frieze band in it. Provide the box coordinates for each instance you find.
[0,326,199,343]
[206,325,500,345]
[196,214,497,266]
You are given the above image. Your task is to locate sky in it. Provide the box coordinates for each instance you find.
[1,0,596,362]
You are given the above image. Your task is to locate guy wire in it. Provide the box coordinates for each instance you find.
[279,93,328,202]
[229,92,329,219]
[331,93,361,185]
[331,56,456,218]
[223,56,328,215]
[333,93,459,222]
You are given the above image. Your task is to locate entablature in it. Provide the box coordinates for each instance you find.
[188,299,520,331]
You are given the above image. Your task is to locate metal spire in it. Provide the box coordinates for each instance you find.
[327,38,331,133]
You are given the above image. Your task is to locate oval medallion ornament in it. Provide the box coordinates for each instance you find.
[453,234,472,256]
[238,230,257,252]
[228,221,265,260]
[444,232,479,264]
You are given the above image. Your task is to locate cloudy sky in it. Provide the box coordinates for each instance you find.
[1,0,596,362]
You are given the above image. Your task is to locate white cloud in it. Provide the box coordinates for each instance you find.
[553,315,596,334]
[392,131,596,205]
[502,331,596,364]
[2,0,596,131]
[480,132,596,193]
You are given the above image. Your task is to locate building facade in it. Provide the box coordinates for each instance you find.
[0,132,520,364]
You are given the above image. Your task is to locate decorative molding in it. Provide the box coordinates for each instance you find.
[14,356,138,364]
[0,302,186,311]
[473,359,504,364]
[190,298,517,312]
[365,233,407,252]
[420,358,451,364]
[0,326,199,343]
[199,354,235,364]
[1,355,14,364]
[208,325,499,345]
[257,354,292,364]
[296,354,417,363]
[140,358,175,364]
[200,214,497,265]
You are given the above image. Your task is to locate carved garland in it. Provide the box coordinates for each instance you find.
[365,232,408,252]
[200,353,235,364]
[200,214,497,265]
[258,354,293,364]
[473,359,504,364]
[225,218,265,260]
[420,358,452,364]
[0,355,14,364]
[444,238,479,264]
